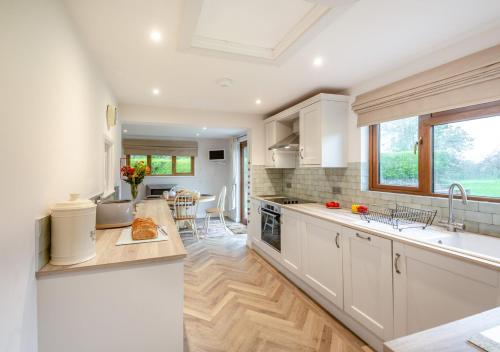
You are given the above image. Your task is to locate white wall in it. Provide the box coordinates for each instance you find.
[119,104,266,165]
[0,1,119,351]
[121,138,233,217]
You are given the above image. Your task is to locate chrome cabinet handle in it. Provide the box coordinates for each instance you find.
[299,148,304,159]
[335,232,340,248]
[394,253,402,274]
[355,232,371,241]
[272,152,276,162]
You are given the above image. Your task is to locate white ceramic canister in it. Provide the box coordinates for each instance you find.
[50,193,97,265]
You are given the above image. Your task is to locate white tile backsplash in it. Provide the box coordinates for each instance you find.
[251,162,500,238]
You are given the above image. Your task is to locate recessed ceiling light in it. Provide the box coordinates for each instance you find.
[123,129,128,133]
[152,88,160,95]
[255,98,262,105]
[202,126,207,130]
[313,57,323,67]
[150,30,162,43]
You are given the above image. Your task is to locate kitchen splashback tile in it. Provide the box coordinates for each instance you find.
[278,162,500,237]
[35,215,51,270]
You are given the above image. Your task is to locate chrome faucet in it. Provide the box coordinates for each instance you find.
[439,183,468,232]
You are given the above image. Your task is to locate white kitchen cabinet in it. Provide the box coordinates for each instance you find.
[393,242,500,338]
[302,215,343,308]
[342,227,394,340]
[281,209,302,275]
[298,97,348,168]
[299,102,322,165]
[248,198,261,242]
[264,120,295,168]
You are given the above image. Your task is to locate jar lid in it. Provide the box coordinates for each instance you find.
[52,193,97,211]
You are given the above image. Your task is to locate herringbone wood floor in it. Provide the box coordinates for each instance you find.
[182,232,373,352]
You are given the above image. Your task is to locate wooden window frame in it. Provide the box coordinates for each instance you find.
[369,100,500,203]
[126,155,195,176]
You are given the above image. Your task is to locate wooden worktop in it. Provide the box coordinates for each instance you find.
[384,307,500,352]
[36,199,187,278]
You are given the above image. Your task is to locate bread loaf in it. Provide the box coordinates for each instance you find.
[131,217,157,240]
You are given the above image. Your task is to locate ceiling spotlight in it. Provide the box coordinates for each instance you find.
[202,126,207,130]
[255,99,262,105]
[150,30,162,43]
[123,129,128,133]
[152,88,160,95]
[313,57,323,67]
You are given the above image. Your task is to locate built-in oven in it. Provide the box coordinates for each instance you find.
[260,201,281,252]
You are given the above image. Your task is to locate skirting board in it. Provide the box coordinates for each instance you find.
[251,240,384,352]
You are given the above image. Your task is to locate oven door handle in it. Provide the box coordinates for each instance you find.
[261,209,280,217]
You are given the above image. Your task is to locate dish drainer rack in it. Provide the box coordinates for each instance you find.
[359,204,437,231]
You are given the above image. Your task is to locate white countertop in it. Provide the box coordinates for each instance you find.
[253,196,500,270]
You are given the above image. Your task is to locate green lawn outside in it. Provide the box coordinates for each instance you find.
[175,156,192,173]
[435,179,500,198]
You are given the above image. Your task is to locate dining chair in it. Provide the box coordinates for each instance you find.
[204,186,228,235]
[173,193,199,240]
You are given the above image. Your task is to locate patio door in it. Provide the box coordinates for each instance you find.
[239,140,249,225]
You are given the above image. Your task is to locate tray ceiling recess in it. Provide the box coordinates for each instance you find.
[179,0,357,65]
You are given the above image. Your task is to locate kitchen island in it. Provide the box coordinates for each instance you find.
[36,199,187,352]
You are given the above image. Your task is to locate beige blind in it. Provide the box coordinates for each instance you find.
[352,44,500,127]
[123,139,198,157]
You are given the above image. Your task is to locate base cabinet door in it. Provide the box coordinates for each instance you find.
[342,227,394,340]
[393,242,500,338]
[281,210,302,275]
[302,216,343,308]
[248,199,261,242]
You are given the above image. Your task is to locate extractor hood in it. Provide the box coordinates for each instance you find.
[268,133,299,151]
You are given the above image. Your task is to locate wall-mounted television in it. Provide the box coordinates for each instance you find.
[208,149,225,161]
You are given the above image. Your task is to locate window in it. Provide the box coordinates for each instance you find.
[151,155,172,175]
[370,101,500,201]
[127,155,194,176]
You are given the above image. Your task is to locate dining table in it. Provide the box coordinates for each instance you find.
[164,193,216,205]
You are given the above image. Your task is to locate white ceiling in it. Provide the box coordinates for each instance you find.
[64,0,500,115]
[122,123,246,139]
[182,0,339,62]
[196,0,314,48]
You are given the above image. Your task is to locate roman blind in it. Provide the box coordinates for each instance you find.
[123,139,198,157]
[352,44,500,127]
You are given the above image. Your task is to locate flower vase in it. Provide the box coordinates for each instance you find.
[130,182,138,201]
[130,182,140,213]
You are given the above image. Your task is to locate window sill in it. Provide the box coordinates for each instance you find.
[368,187,500,203]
